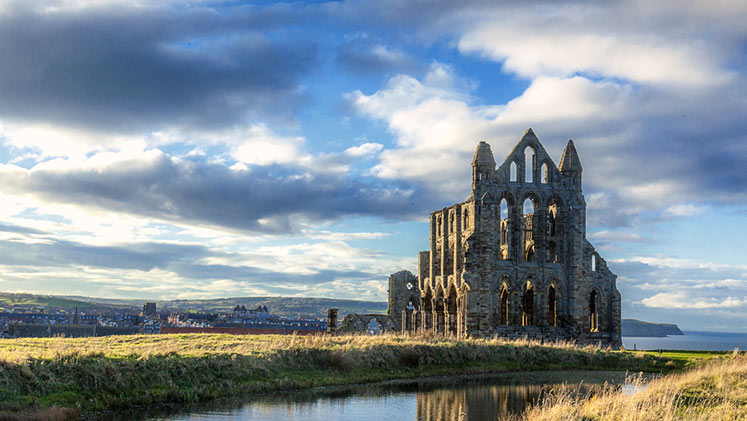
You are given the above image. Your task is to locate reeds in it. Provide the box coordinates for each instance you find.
[519,353,747,420]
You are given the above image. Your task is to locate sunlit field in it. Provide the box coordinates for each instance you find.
[0,333,677,415]
[519,353,747,420]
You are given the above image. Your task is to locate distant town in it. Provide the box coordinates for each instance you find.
[0,300,329,338]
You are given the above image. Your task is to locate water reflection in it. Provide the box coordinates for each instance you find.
[130,371,632,421]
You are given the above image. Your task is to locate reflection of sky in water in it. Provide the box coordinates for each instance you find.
[149,371,636,421]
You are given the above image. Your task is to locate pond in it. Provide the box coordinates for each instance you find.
[108,371,642,421]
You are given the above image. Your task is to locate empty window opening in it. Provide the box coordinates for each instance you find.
[447,288,458,335]
[423,292,433,330]
[548,285,557,327]
[463,209,470,230]
[522,198,535,262]
[549,241,558,263]
[522,282,534,326]
[541,163,548,184]
[499,198,510,260]
[548,202,558,236]
[591,254,597,272]
[524,147,535,183]
[450,212,455,234]
[435,291,445,333]
[510,162,518,182]
[367,318,382,335]
[500,286,509,325]
[589,290,599,332]
[436,217,442,236]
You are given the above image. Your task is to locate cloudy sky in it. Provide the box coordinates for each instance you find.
[0,0,745,332]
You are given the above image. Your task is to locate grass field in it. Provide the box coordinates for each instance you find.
[0,333,679,416]
[520,352,747,420]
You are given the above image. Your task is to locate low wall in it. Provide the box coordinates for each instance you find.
[6,324,140,338]
[160,327,324,336]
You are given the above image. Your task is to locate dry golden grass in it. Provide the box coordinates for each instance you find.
[0,332,604,363]
[0,333,679,412]
[519,352,747,420]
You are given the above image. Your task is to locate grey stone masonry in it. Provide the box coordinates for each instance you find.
[388,129,622,347]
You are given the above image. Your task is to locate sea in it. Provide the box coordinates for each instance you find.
[622,330,747,351]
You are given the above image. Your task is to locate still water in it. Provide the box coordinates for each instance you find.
[136,371,633,421]
[622,331,747,351]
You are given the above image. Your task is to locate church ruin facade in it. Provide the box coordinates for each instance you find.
[388,129,621,346]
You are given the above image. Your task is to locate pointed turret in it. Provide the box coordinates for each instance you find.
[559,139,582,189]
[472,141,496,167]
[559,139,582,173]
[472,141,495,192]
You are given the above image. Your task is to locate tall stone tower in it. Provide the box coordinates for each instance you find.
[391,129,621,347]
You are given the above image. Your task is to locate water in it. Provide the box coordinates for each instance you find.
[130,371,633,421]
[622,331,747,351]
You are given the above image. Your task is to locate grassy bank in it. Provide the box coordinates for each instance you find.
[0,333,674,415]
[519,352,747,420]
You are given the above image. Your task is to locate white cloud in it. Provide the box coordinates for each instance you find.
[348,64,640,200]
[456,2,735,87]
[344,142,383,157]
[0,122,148,160]
[640,291,745,309]
[665,203,707,217]
[232,125,307,166]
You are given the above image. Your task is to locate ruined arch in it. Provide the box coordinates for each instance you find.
[498,279,510,326]
[422,287,434,330]
[520,194,539,262]
[540,162,549,183]
[446,284,458,335]
[522,280,535,326]
[434,285,446,334]
[548,283,558,327]
[588,287,604,332]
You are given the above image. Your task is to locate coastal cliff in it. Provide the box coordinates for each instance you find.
[622,319,684,337]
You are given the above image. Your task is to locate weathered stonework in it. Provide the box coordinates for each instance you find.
[388,129,621,347]
[338,313,396,334]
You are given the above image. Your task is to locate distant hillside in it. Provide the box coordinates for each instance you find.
[0,293,102,310]
[2,292,386,319]
[155,297,387,318]
[622,319,684,337]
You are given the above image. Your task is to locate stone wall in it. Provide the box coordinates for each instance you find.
[390,129,621,347]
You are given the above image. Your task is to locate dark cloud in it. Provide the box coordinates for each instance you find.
[0,223,45,235]
[0,152,424,233]
[177,263,376,284]
[0,238,209,270]
[335,39,424,76]
[0,2,318,132]
[0,237,380,288]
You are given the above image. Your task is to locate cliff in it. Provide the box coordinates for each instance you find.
[622,319,684,337]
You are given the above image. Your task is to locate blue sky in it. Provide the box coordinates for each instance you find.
[0,0,745,332]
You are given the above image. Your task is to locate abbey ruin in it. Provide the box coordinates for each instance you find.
[388,129,621,346]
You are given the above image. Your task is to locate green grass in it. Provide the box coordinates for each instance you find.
[631,350,731,368]
[0,333,681,415]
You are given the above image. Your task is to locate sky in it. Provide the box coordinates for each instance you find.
[0,0,746,332]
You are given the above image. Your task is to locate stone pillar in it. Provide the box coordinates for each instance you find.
[327,308,338,335]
